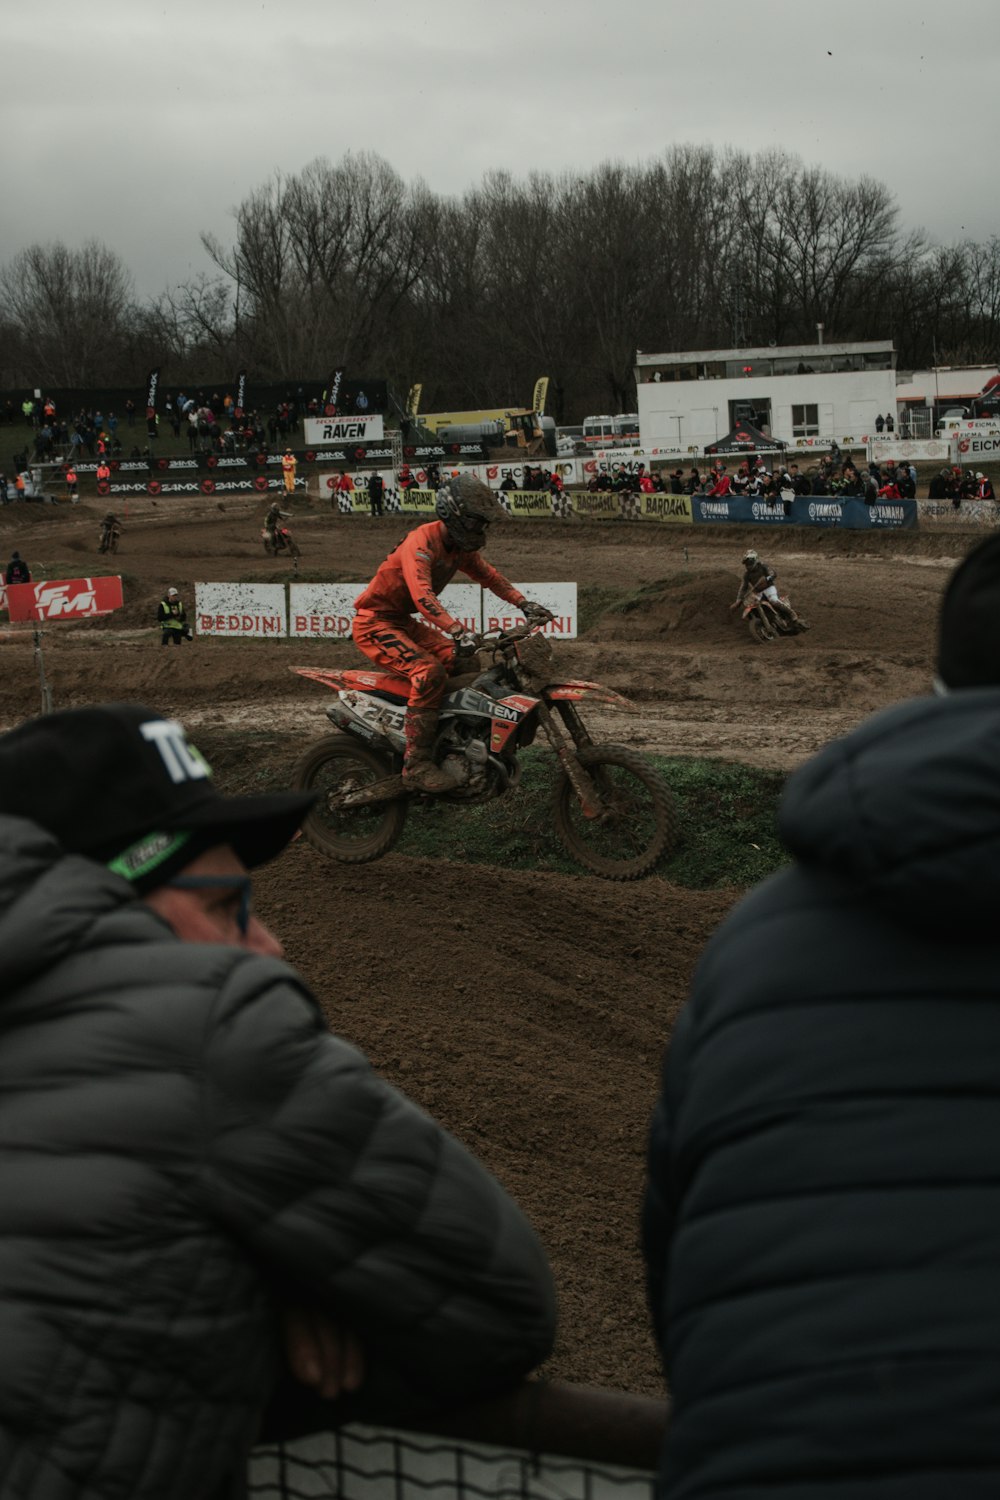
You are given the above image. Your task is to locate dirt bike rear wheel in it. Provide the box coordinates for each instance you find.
[551,743,678,881]
[291,735,407,864]
[748,614,776,643]
[263,537,275,555]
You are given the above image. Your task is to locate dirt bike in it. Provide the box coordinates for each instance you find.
[98,523,121,555]
[262,525,300,560]
[736,589,808,643]
[290,624,678,880]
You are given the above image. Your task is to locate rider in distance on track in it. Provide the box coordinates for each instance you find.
[264,501,291,545]
[352,474,553,794]
[735,549,807,628]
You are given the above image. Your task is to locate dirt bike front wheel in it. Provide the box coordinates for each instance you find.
[291,735,407,864]
[287,539,301,559]
[551,743,678,881]
[748,613,776,643]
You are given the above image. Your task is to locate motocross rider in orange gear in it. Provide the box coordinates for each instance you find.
[353,474,553,793]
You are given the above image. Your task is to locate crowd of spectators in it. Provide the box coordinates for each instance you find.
[927,466,997,507]
[582,452,942,503]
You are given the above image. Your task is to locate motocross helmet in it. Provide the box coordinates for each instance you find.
[743,550,758,566]
[435,473,505,551]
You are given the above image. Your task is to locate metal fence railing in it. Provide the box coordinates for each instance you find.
[249,1381,668,1500]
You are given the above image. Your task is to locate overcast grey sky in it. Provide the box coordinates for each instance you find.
[3,0,997,300]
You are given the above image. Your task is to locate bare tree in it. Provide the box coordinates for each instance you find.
[0,240,136,386]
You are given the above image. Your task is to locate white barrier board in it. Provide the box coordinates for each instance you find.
[195,583,287,637]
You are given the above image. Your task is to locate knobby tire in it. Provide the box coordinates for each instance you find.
[291,735,407,864]
[748,613,776,643]
[551,743,678,881]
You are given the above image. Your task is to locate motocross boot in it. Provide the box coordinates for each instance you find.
[401,710,459,794]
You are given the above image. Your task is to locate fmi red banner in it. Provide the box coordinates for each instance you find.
[4,576,124,623]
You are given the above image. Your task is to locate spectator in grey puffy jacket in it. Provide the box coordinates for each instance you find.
[0,703,556,1500]
[643,534,1000,1498]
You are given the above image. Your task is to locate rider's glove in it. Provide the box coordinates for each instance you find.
[450,626,480,655]
[522,599,555,625]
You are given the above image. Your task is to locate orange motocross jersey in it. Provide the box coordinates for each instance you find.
[354,520,525,635]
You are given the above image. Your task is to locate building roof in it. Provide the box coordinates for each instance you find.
[635,340,894,365]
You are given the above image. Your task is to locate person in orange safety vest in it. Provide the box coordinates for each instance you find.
[281,448,297,496]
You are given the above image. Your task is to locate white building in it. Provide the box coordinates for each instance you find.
[635,340,897,453]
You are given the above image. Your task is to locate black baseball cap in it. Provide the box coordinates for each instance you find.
[0,703,315,891]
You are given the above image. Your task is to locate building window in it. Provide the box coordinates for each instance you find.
[792,403,819,437]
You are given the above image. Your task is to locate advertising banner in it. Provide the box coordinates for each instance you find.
[288,583,481,639]
[592,446,685,464]
[486,584,578,639]
[501,490,554,518]
[638,493,693,524]
[952,434,1000,460]
[5,575,123,623]
[304,415,385,445]
[566,491,623,519]
[195,583,287,638]
[691,495,917,529]
[398,487,437,514]
[918,499,1000,528]
[869,437,951,462]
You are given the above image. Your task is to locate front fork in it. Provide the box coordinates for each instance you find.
[537,700,602,819]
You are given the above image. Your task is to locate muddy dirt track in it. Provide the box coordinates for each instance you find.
[0,495,975,1398]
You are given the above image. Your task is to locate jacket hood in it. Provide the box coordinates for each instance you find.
[779,689,1000,928]
[0,815,147,991]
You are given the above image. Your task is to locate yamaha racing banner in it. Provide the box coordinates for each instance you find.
[691,495,917,530]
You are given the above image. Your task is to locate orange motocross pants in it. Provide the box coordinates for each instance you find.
[352,613,457,712]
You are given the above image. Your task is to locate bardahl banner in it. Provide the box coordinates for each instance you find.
[501,490,556,518]
[638,493,694,524]
[195,583,287,638]
[5,575,123,623]
[304,415,385,445]
[397,487,437,514]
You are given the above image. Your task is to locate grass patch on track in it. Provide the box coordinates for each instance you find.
[200,729,787,888]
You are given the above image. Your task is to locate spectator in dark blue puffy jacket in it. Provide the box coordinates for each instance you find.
[644,533,1000,1499]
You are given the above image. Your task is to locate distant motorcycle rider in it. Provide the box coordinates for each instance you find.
[736,549,806,628]
[352,474,553,794]
[265,501,290,545]
[100,513,121,552]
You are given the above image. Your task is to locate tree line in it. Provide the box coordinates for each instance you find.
[1,145,997,423]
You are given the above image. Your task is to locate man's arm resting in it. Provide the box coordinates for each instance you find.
[199,965,557,1402]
